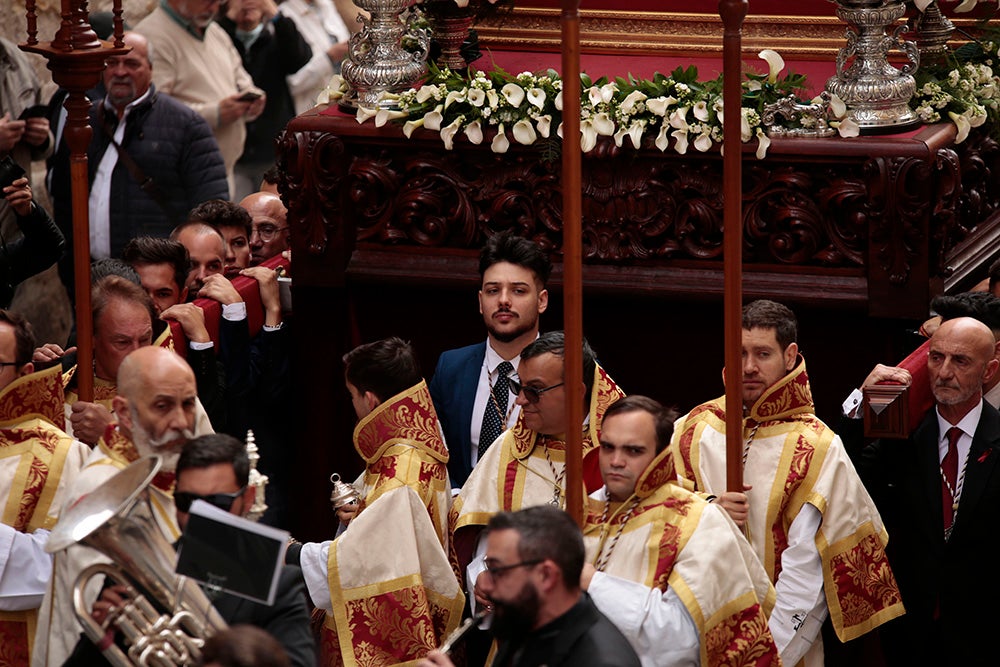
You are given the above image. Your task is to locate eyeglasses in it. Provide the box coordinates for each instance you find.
[0,361,24,369]
[507,376,565,404]
[482,557,542,582]
[174,487,247,513]
[250,225,289,242]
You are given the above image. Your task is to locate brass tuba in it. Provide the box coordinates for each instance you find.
[46,456,227,667]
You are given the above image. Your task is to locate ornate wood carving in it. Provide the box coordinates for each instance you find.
[280,111,1000,319]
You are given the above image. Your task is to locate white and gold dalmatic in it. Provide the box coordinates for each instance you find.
[671,357,905,667]
[583,446,780,667]
[0,366,89,663]
[310,380,464,666]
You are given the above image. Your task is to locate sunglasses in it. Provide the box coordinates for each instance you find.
[507,376,565,404]
[174,487,247,513]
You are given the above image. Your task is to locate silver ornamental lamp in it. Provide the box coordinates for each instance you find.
[339,0,431,111]
[245,430,269,522]
[826,0,921,134]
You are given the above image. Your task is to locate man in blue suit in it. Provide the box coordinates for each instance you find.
[429,233,551,487]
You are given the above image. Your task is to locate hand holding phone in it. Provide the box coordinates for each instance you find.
[18,104,48,121]
[237,91,262,103]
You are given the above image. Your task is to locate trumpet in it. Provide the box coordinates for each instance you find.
[47,456,227,667]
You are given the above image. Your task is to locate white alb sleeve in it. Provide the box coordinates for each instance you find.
[299,540,333,610]
[769,503,828,666]
[588,571,700,667]
[0,526,53,611]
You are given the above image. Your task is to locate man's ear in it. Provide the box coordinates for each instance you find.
[478,290,485,316]
[240,486,255,517]
[984,357,1000,386]
[365,391,381,412]
[537,288,549,314]
[17,361,34,378]
[784,342,799,372]
[113,396,131,430]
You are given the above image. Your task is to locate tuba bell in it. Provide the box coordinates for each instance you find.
[46,456,227,667]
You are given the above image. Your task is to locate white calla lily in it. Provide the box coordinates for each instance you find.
[759,49,785,83]
[555,90,563,111]
[416,86,438,104]
[693,100,710,122]
[492,124,510,153]
[536,115,552,138]
[693,132,714,152]
[834,117,861,138]
[402,118,425,138]
[445,90,466,110]
[756,129,771,159]
[527,87,546,109]
[955,0,979,11]
[828,93,848,119]
[741,112,752,142]
[599,83,617,104]
[501,83,526,107]
[669,107,689,130]
[580,120,598,152]
[646,97,672,117]
[512,119,538,145]
[672,129,689,155]
[375,109,407,127]
[624,121,644,149]
[655,123,672,151]
[913,0,935,9]
[592,112,615,136]
[949,111,972,143]
[465,121,484,144]
[468,88,486,107]
[423,107,444,132]
[587,86,604,107]
[620,90,647,114]
[440,118,463,150]
[356,105,378,124]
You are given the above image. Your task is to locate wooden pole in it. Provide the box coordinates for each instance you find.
[720,0,748,493]
[560,0,584,527]
[22,1,128,402]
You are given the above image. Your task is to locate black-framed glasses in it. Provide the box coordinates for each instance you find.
[174,487,247,513]
[507,376,565,404]
[482,557,543,582]
[0,361,23,369]
[250,225,289,242]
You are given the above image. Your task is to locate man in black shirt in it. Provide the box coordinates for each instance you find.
[420,506,640,667]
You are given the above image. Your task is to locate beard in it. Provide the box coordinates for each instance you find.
[489,580,540,640]
[129,407,195,472]
[486,309,538,344]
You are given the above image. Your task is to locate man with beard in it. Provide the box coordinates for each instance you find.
[847,317,1000,665]
[430,233,551,487]
[420,506,640,667]
[33,345,207,665]
[671,300,904,666]
[48,31,228,293]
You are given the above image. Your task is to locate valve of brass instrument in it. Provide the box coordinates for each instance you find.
[329,473,360,511]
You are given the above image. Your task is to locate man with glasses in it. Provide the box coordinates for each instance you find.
[0,310,89,662]
[64,433,315,666]
[34,345,210,666]
[287,337,464,665]
[240,192,290,266]
[421,506,640,667]
[452,331,624,626]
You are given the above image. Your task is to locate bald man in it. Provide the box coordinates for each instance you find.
[33,346,209,666]
[171,221,226,300]
[850,317,1000,665]
[240,192,289,265]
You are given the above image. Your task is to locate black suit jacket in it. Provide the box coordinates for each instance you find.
[428,341,486,487]
[851,401,1000,665]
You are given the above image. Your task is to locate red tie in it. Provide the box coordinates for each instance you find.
[942,426,961,531]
